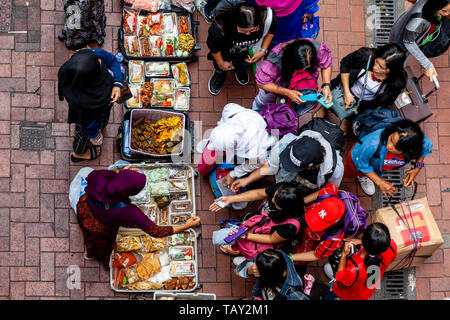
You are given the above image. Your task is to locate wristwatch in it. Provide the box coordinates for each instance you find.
[415,162,424,169]
[260,48,268,54]
[321,82,332,89]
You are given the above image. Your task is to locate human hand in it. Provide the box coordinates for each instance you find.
[185,216,201,228]
[344,92,355,109]
[219,61,234,71]
[222,173,235,187]
[248,263,260,278]
[344,237,362,247]
[286,89,305,104]
[424,66,438,83]
[377,179,397,197]
[302,13,313,23]
[231,178,249,193]
[342,241,354,256]
[403,168,421,187]
[123,165,140,172]
[110,86,121,103]
[209,196,233,212]
[245,51,265,64]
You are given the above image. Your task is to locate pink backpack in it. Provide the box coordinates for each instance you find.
[235,204,301,259]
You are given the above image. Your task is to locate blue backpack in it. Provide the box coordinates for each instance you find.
[352,108,404,140]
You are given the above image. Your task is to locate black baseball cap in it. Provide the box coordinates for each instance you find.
[280,136,324,173]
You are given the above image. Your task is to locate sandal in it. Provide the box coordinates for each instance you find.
[71,146,101,163]
[219,244,240,256]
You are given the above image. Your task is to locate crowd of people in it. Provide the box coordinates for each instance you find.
[60,0,449,300]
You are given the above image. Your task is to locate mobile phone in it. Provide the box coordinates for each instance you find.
[224,226,248,244]
[215,200,226,208]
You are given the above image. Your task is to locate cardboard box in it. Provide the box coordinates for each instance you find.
[372,197,443,271]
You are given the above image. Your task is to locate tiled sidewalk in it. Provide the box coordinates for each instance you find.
[0,0,448,300]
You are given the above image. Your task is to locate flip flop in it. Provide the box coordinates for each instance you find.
[71,146,101,163]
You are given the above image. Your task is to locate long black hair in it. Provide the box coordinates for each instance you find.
[281,39,318,83]
[381,119,425,162]
[422,0,450,24]
[255,249,288,300]
[271,182,305,222]
[362,223,391,269]
[373,43,406,79]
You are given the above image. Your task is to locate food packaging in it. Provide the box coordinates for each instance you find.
[112,252,138,269]
[149,12,163,26]
[141,82,153,108]
[169,191,189,200]
[171,63,190,87]
[116,235,143,253]
[168,180,187,192]
[126,84,143,108]
[146,167,169,182]
[170,261,195,277]
[158,207,169,225]
[139,37,152,57]
[137,16,150,37]
[149,24,164,36]
[162,13,177,35]
[147,206,158,223]
[124,9,138,35]
[152,78,175,95]
[169,200,192,213]
[132,0,159,12]
[137,253,161,280]
[178,33,194,56]
[151,93,174,108]
[168,168,187,180]
[148,181,170,196]
[174,87,190,111]
[170,212,192,225]
[125,36,140,57]
[145,62,170,77]
[168,232,193,246]
[162,36,177,57]
[141,235,166,253]
[169,246,194,261]
[178,16,190,34]
[128,60,145,84]
[372,197,444,271]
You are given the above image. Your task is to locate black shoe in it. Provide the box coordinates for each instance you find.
[208,70,225,96]
[235,68,249,86]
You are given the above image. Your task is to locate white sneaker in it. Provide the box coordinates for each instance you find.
[323,263,334,280]
[233,256,246,266]
[357,176,376,196]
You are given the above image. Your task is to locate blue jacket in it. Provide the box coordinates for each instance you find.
[351,128,433,176]
[252,251,309,300]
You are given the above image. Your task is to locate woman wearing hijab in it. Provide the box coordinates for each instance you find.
[58,49,124,162]
[76,168,201,267]
[198,103,277,187]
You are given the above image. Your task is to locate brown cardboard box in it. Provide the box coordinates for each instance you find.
[372,197,443,271]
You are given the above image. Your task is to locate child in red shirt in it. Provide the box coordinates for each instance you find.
[331,223,397,300]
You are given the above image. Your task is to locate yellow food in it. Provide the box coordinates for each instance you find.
[178,33,194,53]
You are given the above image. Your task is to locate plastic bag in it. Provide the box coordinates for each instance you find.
[172,0,195,13]
[112,253,138,268]
[69,167,94,214]
[212,226,239,245]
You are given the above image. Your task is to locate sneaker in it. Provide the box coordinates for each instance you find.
[235,68,249,86]
[357,176,376,196]
[233,256,247,266]
[323,263,334,280]
[220,244,240,256]
[208,70,225,96]
[195,0,214,24]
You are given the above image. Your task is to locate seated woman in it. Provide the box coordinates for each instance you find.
[345,119,433,196]
[389,0,450,82]
[75,168,200,267]
[209,182,304,260]
[244,249,309,300]
[207,2,277,95]
[328,223,398,300]
[198,103,277,208]
[326,43,407,133]
[58,49,123,162]
[252,38,333,112]
[230,126,344,204]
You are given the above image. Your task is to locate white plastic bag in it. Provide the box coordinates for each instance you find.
[69,167,94,214]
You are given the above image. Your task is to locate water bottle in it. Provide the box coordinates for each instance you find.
[115,53,125,75]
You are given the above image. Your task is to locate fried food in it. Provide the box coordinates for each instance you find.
[137,253,161,280]
[116,236,142,252]
[178,33,194,53]
[127,281,163,290]
[141,235,166,253]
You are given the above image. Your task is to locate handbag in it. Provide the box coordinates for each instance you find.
[330,54,372,121]
[117,83,132,104]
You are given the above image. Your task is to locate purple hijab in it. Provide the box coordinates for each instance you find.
[84,169,152,230]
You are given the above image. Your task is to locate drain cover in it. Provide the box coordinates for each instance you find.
[373,0,398,48]
[20,126,46,151]
[375,165,415,208]
[0,0,12,33]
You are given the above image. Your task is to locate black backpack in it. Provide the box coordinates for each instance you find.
[298,118,345,181]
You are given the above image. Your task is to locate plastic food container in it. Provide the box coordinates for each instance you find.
[168,180,187,192]
[170,261,195,277]
[171,63,190,87]
[148,181,170,196]
[146,167,169,182]
[128,109,186,157]
[129,187,149,203]
[147,206,158,223]
[128,60,145,84]
[174,87,190,111]
[169,200,192,213]
[145,62,170,77]
[162,13,178,35]
[168,168,187,180]
[158,207,170,226]
[151,78,175,95]
[170,212,192,225]
[168,231,193,246]
[169,246,194,261]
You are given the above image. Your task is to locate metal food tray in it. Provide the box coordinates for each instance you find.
[128,108,186,157]
[108,162,199,293]
[153,292,216,300]
[119,4,200,63]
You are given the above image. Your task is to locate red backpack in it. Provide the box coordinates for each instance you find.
[235,203,301,259]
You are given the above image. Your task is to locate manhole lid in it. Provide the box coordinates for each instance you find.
[20,126,46,151]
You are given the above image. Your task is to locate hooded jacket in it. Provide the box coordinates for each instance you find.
[267,130,344,188]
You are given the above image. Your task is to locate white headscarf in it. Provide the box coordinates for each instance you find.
[208,103,274,160]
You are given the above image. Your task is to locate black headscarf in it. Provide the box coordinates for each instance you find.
[58,49,114,126]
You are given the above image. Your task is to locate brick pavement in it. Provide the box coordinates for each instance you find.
[0,0,448,300]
